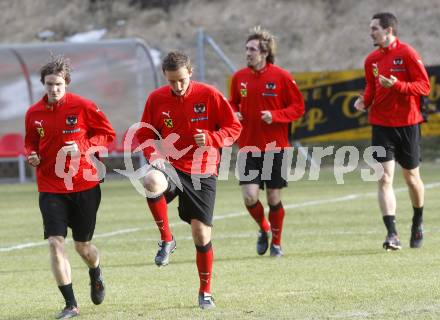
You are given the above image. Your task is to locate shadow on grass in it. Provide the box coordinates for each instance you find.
[104,254,268,269]
[103,248,383,270]
[0,248,383,275]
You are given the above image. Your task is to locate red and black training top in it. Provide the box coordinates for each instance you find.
[25,93,115,193]
[136,81,242,175]
[229,63,305,151]
[363,38,431,127]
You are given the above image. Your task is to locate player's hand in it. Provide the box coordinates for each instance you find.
[61,141,79,155]
[194,129,206,146]
[27,151,40,167]
[379,75,397,88]
[261,110,273,124]
[236,111,243,121]
[150,157,166,171]
[354,96,366,111]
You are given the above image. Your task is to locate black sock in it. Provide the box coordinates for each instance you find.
[58,283,77,307]
[383,215,397,236]
[195,241,212,253]
[412,207,423,227]
[89,264,101,279]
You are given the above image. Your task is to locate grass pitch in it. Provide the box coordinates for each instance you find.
[1,163,440,319]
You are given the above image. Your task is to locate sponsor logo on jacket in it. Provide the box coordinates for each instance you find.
[63,128,81,134]
[191,116,208,122]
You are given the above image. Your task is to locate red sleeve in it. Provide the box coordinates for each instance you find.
[136,96,162,161]
[78,102,116,152]
[24,109,39,157]
[271,74,305,123]
[204,92,242,148]
[228,74,241,113]
[392,49,430,96]
[363,58,376,108]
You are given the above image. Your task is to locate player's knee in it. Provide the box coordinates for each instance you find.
[267,193,281,206]
[191,220,211,246]
[48,237,64,255]
[74,241,89,256]
[242,189,259,206]
[405,174,423,190]
[379,172,393,187]
[243,195,258,206]
[143,170,168,194]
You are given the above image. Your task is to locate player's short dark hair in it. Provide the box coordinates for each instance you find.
[372,12,398,36]
[162,51,192,72]
[40,54,72,85]
[246,26,277,64]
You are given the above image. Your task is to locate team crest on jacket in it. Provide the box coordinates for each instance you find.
[393,58,403,65]
[164,118,173,128]
[194,103,206,114]
[372,63,379,77]
[34,120,44,137]
[66,115,78,126]
[265,82,276,90]
[240,88,247,97]
[36,127,45,137]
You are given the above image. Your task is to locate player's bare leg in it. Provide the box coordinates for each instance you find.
[75,241,105,305]
[378,160,401,250]
[49,236,80,318]
[402,167,425,248]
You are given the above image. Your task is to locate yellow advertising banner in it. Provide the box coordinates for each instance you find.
[292,68,440,142]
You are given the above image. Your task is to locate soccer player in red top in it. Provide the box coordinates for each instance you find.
[229,27,305,257]
[24,55,115,319]
[354,13,430,251]
[136,51,241,309]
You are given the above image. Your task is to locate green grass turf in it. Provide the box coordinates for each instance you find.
[1,163,440,319]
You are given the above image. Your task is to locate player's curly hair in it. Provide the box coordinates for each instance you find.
[246,26,277,64]
[40,53,72,85]
[162,51,192,72]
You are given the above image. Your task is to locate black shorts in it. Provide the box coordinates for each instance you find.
[372,124,421,170]
[39,184,101,242]
[163,169,217,226]
[237,150,288,189]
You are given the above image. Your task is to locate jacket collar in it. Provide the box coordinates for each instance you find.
[380,38,400,54]
[43,93,68,110]
[250,63,271,75]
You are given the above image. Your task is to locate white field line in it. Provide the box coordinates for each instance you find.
[1,182,439,253]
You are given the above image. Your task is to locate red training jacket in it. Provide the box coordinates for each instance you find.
[363,38,431,127]
[136,81,242,175]
[229,63,305,151]
[24,93,116,193]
